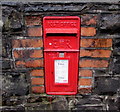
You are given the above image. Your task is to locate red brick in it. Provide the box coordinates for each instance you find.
[13,49,43,59]
[31,78,44,85]
[81,39,112,48]
[30,69,44,77]
[25,16,42,26]
[78,87,92,94]
[79,59,108,68]
[81,27,96,36]
[27,27,42,37]
[81,14,97,25]
[80,49,111,58]
[79,69,92,77]
[78,78,92,86]
[32,86,45,93]
[30,50,43,58]
[16,59,44,68]
[12,39,43,48]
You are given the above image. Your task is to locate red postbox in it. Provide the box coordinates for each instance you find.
[43,16,80,95]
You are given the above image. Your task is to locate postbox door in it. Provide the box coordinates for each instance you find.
[45,52,79,95]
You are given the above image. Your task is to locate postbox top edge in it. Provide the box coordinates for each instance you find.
[43,16,80,21]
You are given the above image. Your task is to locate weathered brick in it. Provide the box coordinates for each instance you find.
[94,78,120,94]
[27,27,42,37]
[16,59,44,68]
[80,49,111,58]
[32,86,45,93]
[94,69,108,76]
[78,78,92,86]
[81,14,97,25]
[78,87,92,94]
[79,59,108,68]
[12,39,43,48]
[31,78,44,85]
[13,49,43,59]
[81,39,112,48]
[2,59,11,69]
[30,69,44,77]
[79,69,92,77]
[81,27,96,36]
[25,16,42,26]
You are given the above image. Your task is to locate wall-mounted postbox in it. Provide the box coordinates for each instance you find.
[43,16,80,95]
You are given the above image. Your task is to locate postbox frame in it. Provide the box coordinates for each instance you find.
[43,16,80,95]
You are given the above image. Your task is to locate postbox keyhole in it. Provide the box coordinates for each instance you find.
[59,52,64,57]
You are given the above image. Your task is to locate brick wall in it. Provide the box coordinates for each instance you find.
[2,2,120,111]
[10,13,113,94]
[12,16,44,93]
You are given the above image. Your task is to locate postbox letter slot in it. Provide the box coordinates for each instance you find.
[45,28,78,34]
[46,33,77,36]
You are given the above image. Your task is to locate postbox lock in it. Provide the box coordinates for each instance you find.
[59,53,64,57]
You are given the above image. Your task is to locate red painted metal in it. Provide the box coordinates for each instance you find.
[43,16,80,95]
